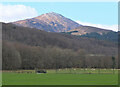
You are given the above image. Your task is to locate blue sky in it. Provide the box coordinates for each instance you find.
[0,2,118,31]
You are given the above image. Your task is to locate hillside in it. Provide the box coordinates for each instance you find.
[2,23,118,70]
[3,23,117,55]
[80,31,118,42]
[67,26,113,35]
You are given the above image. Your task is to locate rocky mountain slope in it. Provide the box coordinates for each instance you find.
[13,12,81,32]
[13,12,113,34]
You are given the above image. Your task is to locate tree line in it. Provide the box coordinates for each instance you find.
[2,41,118,70]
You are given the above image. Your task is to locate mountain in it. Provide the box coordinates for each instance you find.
[13,12,81,32]
[13,12,113,34]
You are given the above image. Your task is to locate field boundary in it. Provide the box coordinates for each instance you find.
[1,85,119,87]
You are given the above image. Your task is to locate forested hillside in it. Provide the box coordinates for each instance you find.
[2,23,118,70]
[80,32,118,42]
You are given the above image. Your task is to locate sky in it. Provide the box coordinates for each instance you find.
[0,2,118,31]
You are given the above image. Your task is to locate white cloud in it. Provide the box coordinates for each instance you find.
[76,21,118,32]
[0,4,38,23]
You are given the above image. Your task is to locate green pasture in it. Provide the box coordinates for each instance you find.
[2,69,118,85]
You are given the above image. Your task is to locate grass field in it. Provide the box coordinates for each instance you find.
[2,69,118,85]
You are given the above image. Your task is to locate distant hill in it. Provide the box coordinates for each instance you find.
[64,26,118,42]
[67,26,113,35]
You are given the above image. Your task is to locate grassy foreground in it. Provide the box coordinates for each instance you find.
[2,69,118,85]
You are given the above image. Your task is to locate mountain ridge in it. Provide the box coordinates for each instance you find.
[13,12,114,34]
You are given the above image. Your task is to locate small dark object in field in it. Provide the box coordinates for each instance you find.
[36,70,47,74]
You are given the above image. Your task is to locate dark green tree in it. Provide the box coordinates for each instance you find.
[112,56,116,74]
